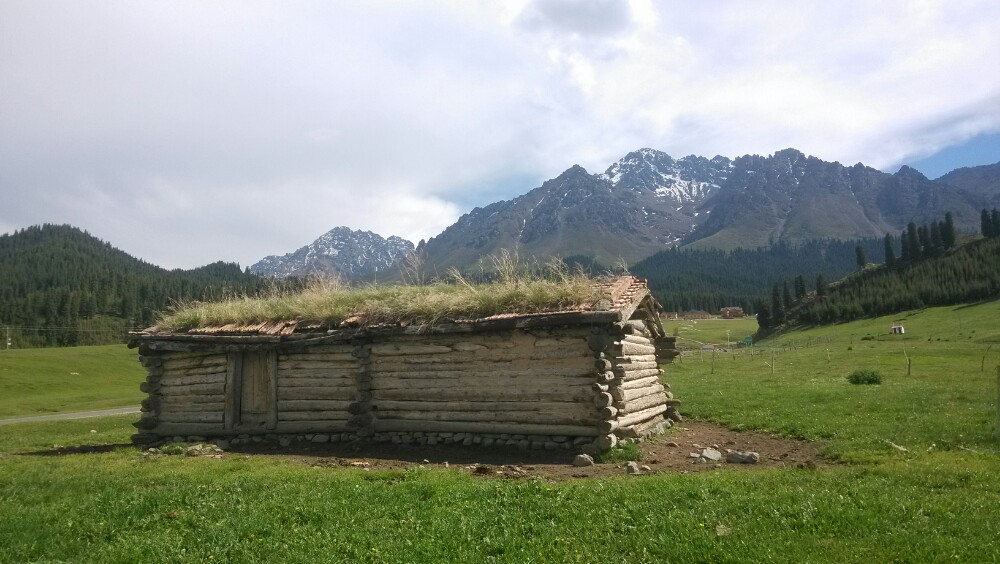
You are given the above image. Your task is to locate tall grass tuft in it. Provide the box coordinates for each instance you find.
[157,254,604,331]
[847,369,883,385]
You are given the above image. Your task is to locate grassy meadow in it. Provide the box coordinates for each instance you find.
[0,344,145,418]
[665,301,1000,462]
[0,302,998,561]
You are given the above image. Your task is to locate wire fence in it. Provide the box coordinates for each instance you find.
[1,323,135,349]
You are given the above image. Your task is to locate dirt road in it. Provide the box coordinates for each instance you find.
[0,406,139,426]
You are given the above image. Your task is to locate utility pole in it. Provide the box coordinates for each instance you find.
[5,326,9,350]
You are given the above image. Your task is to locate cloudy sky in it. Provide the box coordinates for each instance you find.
[2,0,999,269]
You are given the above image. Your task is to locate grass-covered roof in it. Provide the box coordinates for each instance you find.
[151,271,650,334]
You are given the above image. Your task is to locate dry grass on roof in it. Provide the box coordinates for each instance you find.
[155,271,605,332]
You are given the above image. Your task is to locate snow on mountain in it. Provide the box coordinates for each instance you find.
[599,148,730,207]
[250,227,414,279]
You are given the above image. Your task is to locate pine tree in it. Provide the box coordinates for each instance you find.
[983,209,993,237]
[943,212,956,248]
[782,280,792,309]
[992,209,1000,238]
[771,283,785,325]
[906,223,919,261]
[855,245,867,270]
[900,229,911,262]
[930,221,942,254]
[794,275,806,299]
[918,225,931,259]
[816,274,827,297]
[755,301,772,330]
[884,234,896,269]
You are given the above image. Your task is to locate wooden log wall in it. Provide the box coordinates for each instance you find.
[274,344,359,434]
[135,351,229,439]
[369,328,601,437]
[588,314,681,446]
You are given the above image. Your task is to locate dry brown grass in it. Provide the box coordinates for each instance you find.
[156,260,602,331]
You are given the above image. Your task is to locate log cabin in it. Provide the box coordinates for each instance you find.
[129,276,679,453]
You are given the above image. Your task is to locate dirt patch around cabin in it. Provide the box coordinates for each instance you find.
[228,420,831,482]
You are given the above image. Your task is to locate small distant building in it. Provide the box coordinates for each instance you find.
[890,325,905,335]
[662,312,679,320]
[719,306,744,319]
[683,310,712,320]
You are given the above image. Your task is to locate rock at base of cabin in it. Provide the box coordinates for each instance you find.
[311,434,330,443]
[666,406,683,422]
[691,447,723,464]
[700,447,722,462]
[625,461,641,475]
[212,439,230,450]
[572,454,595,467]
[726,451,760,464]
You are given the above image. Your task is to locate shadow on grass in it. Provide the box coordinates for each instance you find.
[227,441,579,467]
[20,443,134,456]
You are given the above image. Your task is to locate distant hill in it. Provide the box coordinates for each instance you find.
[250,226,414,280]
[776,235,1000,329]
[937,161,1000,206]
[0,224,272,347]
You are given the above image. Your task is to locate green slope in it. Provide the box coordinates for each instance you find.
[0,344,145,418]
[0,224,274,347]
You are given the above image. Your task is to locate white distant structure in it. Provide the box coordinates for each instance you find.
[890,324,905,335]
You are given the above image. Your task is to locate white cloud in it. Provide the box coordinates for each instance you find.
[1,0,998,267]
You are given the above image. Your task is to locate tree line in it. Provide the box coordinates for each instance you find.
[0,225,279,347]
[757,212,999,330]
[630,238,885,314]
[981,207,1000,239]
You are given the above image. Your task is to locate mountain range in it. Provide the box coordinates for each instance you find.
[250,149,1000,279]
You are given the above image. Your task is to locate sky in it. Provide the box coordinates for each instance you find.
[2,0,999,269]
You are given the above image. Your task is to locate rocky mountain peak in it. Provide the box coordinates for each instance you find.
[249,227,414,279]
[599,148,724,206]
[557,164,592,179]
[894,165,928,180]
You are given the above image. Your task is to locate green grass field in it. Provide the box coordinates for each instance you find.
[0,303,998,561]
[667,302,1000,462]
[662,316,760,350]
[0,344,145,418]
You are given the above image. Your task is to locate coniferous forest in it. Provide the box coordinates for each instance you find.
[4,212,998,347]
[0,225,275,347]
[630,238,886,314]
[758,212,1000,331]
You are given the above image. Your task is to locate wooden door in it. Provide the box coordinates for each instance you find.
[225,350,277,431]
